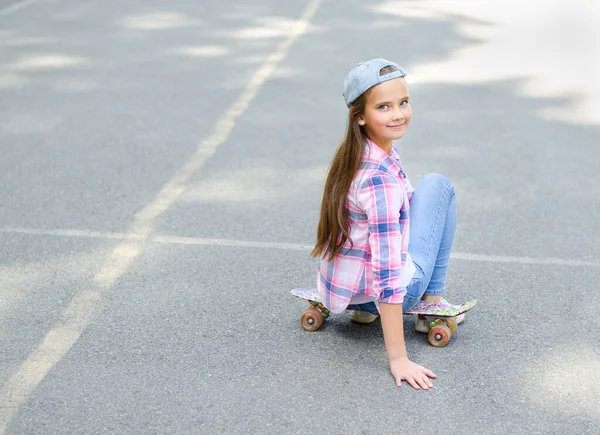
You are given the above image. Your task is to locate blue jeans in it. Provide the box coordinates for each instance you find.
[402,173,457,311]
[348,173,457,314]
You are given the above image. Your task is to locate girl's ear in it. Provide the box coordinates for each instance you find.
[358,116,366,126]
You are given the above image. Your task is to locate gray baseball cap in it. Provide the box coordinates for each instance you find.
[343,58,408,107]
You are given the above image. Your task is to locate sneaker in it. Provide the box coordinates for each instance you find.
[350,310,379,324]
[441,298,466,326]
[414,298,465,333]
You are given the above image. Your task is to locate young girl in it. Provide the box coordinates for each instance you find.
[311,58,463,390]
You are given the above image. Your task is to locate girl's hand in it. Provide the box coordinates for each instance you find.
[389,357,436,390]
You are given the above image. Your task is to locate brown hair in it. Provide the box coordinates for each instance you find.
[310,92,370,260]
[311,64,401,261]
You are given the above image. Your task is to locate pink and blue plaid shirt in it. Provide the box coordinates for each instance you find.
[317,140,416,313]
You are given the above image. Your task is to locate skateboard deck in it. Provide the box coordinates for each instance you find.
[291,287,476,317]
[291,287,477,347]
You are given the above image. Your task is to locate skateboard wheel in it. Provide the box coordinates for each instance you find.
[445,318,457,336]
[428,323,451,347]
[300,309,323,332]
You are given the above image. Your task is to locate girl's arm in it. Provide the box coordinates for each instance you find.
[379,302,437,389]
[358,174,435,388]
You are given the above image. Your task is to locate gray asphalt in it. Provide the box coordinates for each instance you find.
[1,0,599,434]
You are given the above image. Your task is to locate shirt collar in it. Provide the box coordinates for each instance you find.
[364,139,403,176]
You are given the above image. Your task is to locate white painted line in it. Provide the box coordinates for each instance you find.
[2,226,600,268]
[0,0,324,432]
[153,234,315,252]
[0,0,40,17]
[450,252,600,267]
[0,226,129,240]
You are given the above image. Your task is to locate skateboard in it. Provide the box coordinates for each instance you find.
[291,287,477,347]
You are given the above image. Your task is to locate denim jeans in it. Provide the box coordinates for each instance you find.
[347,173,457,314]
[402,173,457,311]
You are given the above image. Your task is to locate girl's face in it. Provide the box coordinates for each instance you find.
[358,77,411,150]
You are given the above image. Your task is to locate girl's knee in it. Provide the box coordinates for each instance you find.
[421,173,454,193]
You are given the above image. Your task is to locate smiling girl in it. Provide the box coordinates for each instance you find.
[311,59,464,389]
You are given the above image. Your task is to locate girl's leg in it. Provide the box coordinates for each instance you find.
[402,173,457,312]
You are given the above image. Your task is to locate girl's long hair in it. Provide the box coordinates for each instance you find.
[311,92,369,261]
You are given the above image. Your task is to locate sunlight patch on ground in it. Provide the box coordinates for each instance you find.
[271,66,300,79]
[171,45,232,58]
[120,12,201,31]
[231,55,266,66]
[180,165,327,204]
[370,20,407,30]
[0,250,100,316]
[225,16,312,40]
[523,347,600,419]
[371,0,600,126]
[7,54,87,71]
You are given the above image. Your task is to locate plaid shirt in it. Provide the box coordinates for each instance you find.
[317,140,416,313]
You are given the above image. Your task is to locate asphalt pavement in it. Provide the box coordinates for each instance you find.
[1,0,599,434]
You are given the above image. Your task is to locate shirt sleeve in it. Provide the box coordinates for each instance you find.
[357,175,406,304]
